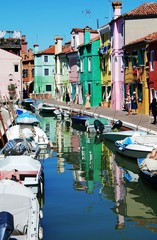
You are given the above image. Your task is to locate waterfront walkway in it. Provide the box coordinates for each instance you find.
[45,99,157,135]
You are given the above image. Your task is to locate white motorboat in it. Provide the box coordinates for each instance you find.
[115,134,157,159]
[0,155,44,196]
[0,179,43,240]
[104,129,148,142]
[6,124,51,149]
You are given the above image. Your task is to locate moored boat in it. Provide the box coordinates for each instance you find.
[0,155,44,196]
[6,125,51,150]
[0,179,43,240]
[115,134,157,159]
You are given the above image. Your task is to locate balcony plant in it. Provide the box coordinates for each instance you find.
[8,83,17,100]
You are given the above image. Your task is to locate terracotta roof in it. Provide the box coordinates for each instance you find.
[70,26,98,34]
[78,35,100,48]
[58,45,71,55]
[124,31,157,47]
[36,45,55,55]
[124,2,157,18]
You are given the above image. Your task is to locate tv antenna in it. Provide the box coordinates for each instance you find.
[82,9,91,18]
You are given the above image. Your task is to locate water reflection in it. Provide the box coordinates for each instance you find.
[39,115,157,239]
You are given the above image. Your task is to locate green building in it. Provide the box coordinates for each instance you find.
[78,27,102,106]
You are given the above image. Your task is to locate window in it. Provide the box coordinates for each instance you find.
[150,50,154,71]
[44,56,48,62]
[14,64,18,72]
[72,36,75,48]
[80,59,84,72]
[132,51,138,67]
[138,49,145,66]
[124,52,129,68]
[32,68,34,77]
[44,68,49,76]
[46,85,52,91]
[88,82,91,96]
[88,57,92,72]
[23,69,28,78]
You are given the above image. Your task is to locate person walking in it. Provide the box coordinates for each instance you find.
[85,93,91,109]
[150,97,157,124]
[125,93,131,115]
[131,91,138,115]
[65,92,70,105]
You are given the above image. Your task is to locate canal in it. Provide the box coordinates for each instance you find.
[38,113,157,240]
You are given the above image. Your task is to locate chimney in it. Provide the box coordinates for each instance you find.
[112,2,122,19]
[84,26,92,44]
[21,35,28,53]
[54,35,63,54]
[33,44,39,54]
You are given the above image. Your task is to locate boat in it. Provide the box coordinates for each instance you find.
[137,151,157,189]
[104,129,148,142]
[6,125,51,149]
[0,155,44,196]
[71,114,93,127]
[115,134,157,159]
[30,100,44,112]
[85,117,112,133]
[53,108,70,119]
[39,103,56,114]
[0,138,41,159]
[15,112,40,125]
[22,98,35,110]
[0,179,43,240]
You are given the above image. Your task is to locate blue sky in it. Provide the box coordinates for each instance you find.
[0,0,149,50]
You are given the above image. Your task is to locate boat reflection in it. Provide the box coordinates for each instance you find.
[40,114,157,235]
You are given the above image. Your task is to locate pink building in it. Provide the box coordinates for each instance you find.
[0,49,22,100]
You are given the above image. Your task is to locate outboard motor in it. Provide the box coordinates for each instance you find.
[0,211,14,240]
[112,120,123,130]
[94,119,104,134]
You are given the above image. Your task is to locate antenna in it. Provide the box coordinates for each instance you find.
[82,9,91,18]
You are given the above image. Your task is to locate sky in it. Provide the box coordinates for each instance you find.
[0,0,151,51]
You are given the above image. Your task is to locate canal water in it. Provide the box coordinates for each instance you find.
[38,114,157,240]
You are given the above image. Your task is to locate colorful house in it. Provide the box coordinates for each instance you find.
[123,36,148,114]
[33,44,55,98]
[0,49,22,100]
[110,1,157,111]
[21,35,34,97]
[78,26,101,106]
[56,41,71,101]
[98,23,111,108]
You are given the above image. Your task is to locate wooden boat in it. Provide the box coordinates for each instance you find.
[6,125,51,149]
[115,134,157,159]
[0,155,44,196]
[0,138,41,159]
[137,153,157,189]
[0,179,43,240]
[85,117,112,133]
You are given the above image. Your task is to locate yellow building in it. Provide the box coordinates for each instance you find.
[98,24,112,108]
[123,39,149,115]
